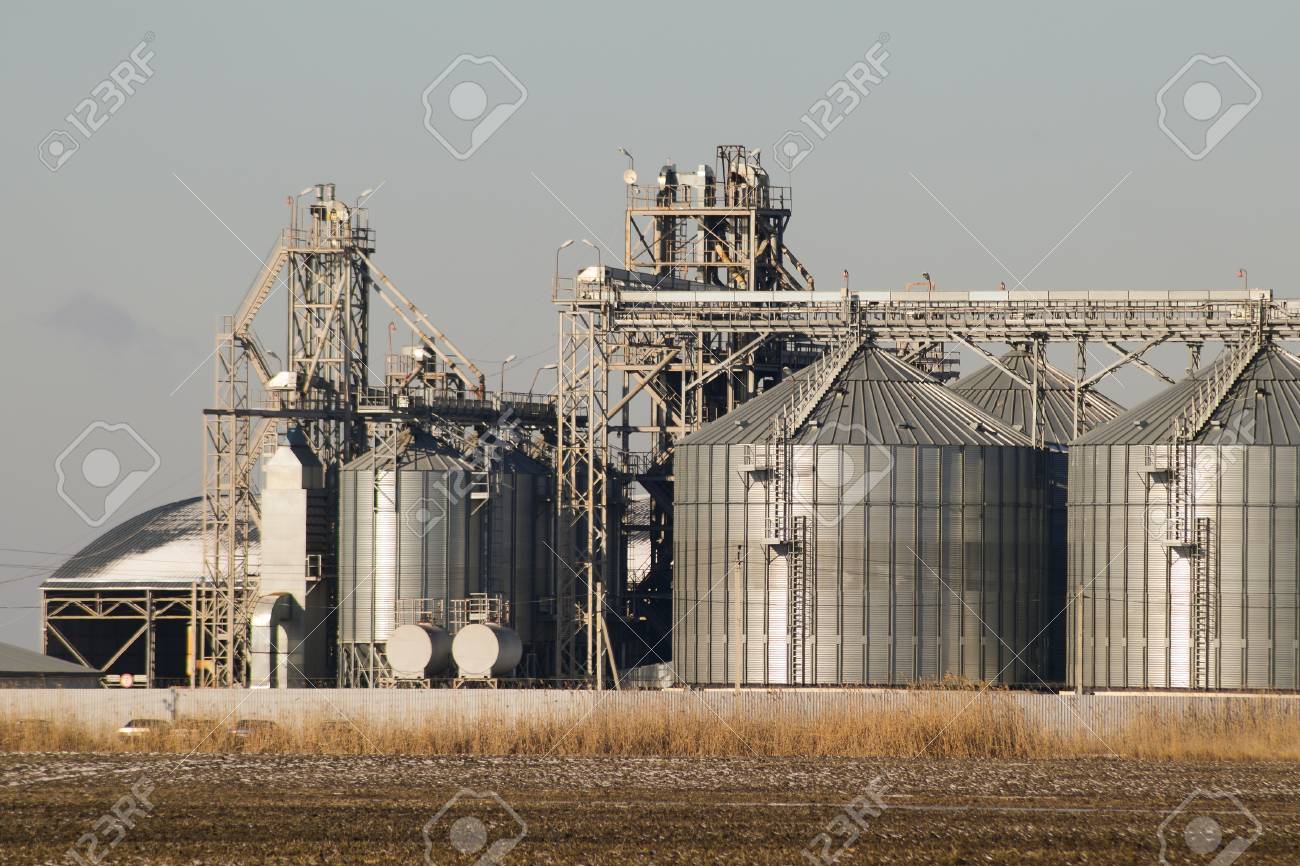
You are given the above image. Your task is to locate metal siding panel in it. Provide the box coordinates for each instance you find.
[867,504,892,682]
[1245,504,1271,689]
[373,470,398,642]
[1276,506,1298,689]
[894,504,917,682]
[918,505,941,679]
[842,499,866,681]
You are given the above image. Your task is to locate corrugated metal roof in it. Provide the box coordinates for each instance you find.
[342,430,471,472]
[951,349,1124,444]
[1076,343,1300,445]
[0,640,100,675]
[44,497,255,589]
[683,346,1033,446]
[341,428,548,479]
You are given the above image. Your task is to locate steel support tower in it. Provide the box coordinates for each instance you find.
[194,184,531,688]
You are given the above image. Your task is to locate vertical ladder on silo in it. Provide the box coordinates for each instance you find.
[788,515,809,685]
[1165,440,1195,547]
[765,430,790,545]
[1193,517,1214,689]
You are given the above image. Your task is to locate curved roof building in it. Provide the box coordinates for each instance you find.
[43,497,257,684]
[45,497,259,590]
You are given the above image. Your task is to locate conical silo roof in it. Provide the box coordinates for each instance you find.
[341,428,471,471]
[951,349,1124,444]
[683,344,1033,447]
[1075,343,1300,446]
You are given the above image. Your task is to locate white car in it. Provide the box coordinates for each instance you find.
[116,718,170,738]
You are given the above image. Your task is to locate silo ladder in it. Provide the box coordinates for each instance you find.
[788,515,810,685]
[1192,517,1215,690]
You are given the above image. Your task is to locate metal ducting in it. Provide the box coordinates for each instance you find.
[1070,344,1300,690]
[673,345,1051,686]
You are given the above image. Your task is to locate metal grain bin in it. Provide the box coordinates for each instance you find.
[953,350,1123,682]
[338,431,474,647]
[482,447,552,662]
[674,346,1050,686]
[1069,344,1300,690]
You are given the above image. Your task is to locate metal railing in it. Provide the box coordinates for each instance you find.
[449,594,509,633]
[625,184,792,211]
[395,597,447,628]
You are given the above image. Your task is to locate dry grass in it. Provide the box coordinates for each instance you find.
[3,696,1299,761]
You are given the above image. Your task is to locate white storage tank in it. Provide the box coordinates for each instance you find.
[452,623,523,679]
[385,623,452,679]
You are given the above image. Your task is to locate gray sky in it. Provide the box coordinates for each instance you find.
[1,1,1295,647]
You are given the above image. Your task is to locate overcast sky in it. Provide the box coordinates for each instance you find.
[1,1,1295,648]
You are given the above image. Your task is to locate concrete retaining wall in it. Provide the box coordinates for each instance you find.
[4,689,1300,738]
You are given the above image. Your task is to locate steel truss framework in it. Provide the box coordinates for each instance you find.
[553,146,1298,683]
[196,185,529,688]
[44,588,196,685]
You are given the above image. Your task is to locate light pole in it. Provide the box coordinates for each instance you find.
[554,239,575,296]
[499,354,517,395]
[528,362,558,398]
[581,238,603,271]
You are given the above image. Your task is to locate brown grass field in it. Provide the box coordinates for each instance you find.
[5,695,1300,760]
[3,700,1299,863]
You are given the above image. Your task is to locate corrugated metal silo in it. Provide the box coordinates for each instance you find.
[482,447,552,664]
[338,431,474,648]
[673,345,1050,686]
[1070,344,1300,690]
[953,350,1123,682]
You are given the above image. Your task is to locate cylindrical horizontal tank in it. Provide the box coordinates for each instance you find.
[385,623,452,678]
[674,345,1050,686]
[338,431,475,646]
[1070,344,1300,691]
[452,623,523,678]
[952,350,1123,683]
